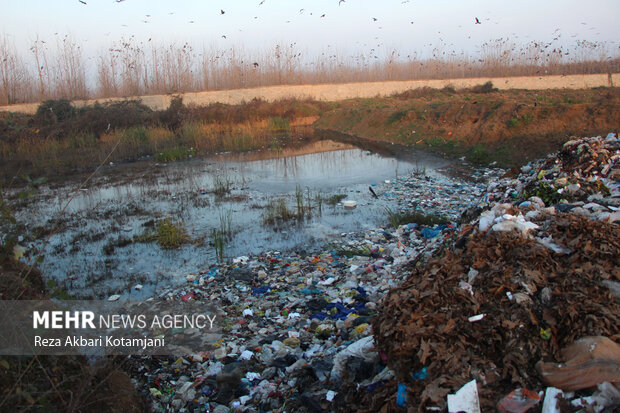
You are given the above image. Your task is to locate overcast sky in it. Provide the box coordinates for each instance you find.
[2,0,619,61]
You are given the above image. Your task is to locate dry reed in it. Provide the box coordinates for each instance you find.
[0,35,618,105]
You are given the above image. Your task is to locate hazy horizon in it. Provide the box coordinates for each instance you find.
[1,0,619,104]
[3,0,618,61]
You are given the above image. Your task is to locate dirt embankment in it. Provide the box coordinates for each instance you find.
[314,86,620,166]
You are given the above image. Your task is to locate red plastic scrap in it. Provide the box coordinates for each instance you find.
[496,388,541,413]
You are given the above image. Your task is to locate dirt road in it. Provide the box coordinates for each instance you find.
[1,73,617,114]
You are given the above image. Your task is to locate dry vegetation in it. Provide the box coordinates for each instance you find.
[0,97,327,181]
[1,35,618,105]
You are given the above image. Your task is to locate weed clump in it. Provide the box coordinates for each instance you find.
[470,81,498,94]
[135,217,190,249]
[325,194,347,205]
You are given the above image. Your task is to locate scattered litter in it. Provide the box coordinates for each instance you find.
[343,200,357,209]
[497,388,541,413]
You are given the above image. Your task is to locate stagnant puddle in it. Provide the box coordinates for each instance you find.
[12,137,453,299]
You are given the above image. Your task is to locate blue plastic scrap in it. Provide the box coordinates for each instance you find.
[396,382,407,406]
[420,228,441,239]
[412,367,429,380]
[299,287,323,295]
[251,286,271,295]
[355,287,368,298]
[367,381,384,393]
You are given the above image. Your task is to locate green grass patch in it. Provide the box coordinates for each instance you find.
[330,243,371,257]
[506,114,534,129]
[268,117,290,132]
[386,110,408,125]
[506,117,519,129]
[120,126,149,145]
[468,143,491,164]
[155,146,196,162]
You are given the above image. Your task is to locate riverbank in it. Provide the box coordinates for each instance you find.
[1,85,618,184]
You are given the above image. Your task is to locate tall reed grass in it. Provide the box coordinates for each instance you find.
[1,35,618,105]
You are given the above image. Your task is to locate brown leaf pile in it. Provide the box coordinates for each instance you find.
[366,213,619,412]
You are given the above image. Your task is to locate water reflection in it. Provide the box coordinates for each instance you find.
[16,137,451,298]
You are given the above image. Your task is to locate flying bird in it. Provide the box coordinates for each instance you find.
[320,14,326,18]
[259,0,265,4]
[339,0,345,5]
[79,0,86,4]
[372,17,378,21]
[253,62,259,67]
[222,35,227,38]
[475,17,481,24]
[220,9,225,15]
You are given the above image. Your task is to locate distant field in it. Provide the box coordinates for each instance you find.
[1,73,618,114]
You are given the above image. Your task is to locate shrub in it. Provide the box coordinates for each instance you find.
[74,100,154,135]
[35,99,75,124]
[471,81,498,94]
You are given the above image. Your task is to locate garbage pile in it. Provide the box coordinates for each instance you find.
[125,133,619,412]
[365,133,620,412]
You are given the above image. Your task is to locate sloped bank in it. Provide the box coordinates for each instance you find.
[349,133,619,412]
[314,87,620,167]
